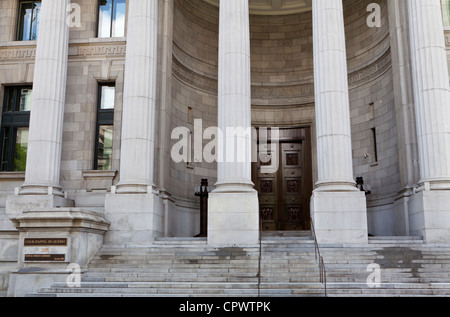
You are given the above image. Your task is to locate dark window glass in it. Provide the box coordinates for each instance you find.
[17,1,41,41]
[96,125,114,171]
[95,84,115,170]
[1,87,32,172]
[98,0,126,38]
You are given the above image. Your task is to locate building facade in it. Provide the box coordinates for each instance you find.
[0,0,449,296]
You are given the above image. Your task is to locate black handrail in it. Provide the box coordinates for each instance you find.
[257,218,262,297]
[310,218,327,297]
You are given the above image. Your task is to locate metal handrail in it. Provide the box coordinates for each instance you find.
[257,218,263,297]
[310,218,327,297]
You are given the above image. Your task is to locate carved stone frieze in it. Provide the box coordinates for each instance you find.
[0,47,36,60]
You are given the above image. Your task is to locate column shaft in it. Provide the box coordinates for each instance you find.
[104,0,163,245]
[117,0,159,194]
[312,0,356,190]
[215,0,253,192]
[21,0,70,196]
[408,0,450,187]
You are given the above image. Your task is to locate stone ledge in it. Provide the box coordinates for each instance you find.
[82,170,117,192]
[10,208,110,232]
[0,172,25,180]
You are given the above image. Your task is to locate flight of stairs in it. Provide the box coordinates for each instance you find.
[28,233,450,297]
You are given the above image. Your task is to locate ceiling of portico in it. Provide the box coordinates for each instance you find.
[203,0,312,15]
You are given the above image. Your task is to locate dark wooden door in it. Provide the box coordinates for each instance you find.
[253,127,313,231]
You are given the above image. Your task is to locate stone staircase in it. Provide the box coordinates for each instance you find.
[323,237,450,297]
[27,233,450,297]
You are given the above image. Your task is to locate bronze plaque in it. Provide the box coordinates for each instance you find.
[24,254,66,262]
[24,238,68,247]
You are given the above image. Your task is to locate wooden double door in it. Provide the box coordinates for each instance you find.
[252,127,313,231]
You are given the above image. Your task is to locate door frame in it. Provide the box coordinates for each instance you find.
[252,126,314,231]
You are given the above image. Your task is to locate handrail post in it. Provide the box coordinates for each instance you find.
[258,217,262,297]
[310,218,327,297]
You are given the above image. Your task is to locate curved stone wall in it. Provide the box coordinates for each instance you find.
[170,0,398,235]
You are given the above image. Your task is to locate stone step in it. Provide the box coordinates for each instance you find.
[27,235,450,297]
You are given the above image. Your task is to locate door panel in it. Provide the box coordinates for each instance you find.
[253,127,313,231]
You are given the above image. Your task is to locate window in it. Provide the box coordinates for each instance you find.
[0,87,32,172]
[371,127,378,164]
[443,0,450,26]
[17,1,41,41]
[98,0,126,38]
[94,84,115,171]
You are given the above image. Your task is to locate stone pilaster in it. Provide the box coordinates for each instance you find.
[310,0,368,244]
[407,0,450,243]
[20,0,70,197]
[104,0,164,245]
[208,0,259,246]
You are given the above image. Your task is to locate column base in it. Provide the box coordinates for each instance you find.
[104,192,164,246]
[408,190,450,243]
[208,191,259,247]
[311,190,368,244]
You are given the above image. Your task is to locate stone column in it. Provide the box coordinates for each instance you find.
[104,0,164,245]
[310,0,368,244]
[20,0,70,197]
[407,0,450,243]
[116,0,158,194]
[5,0,74,215]
[208,0,259,246]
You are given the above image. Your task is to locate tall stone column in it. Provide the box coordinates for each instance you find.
[407,0,450,243]
[20,0,70,197]
[5,0,74,215]
[5,0,75,295]
[310,0,368,244]
[208,0,259,246]
[104,0,164,245]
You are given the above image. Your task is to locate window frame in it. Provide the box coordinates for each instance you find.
[443,0,450,27]
[97,0,126,38]
[16,0,42,41]
[0,86,32,172]
[94,83,116,171]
